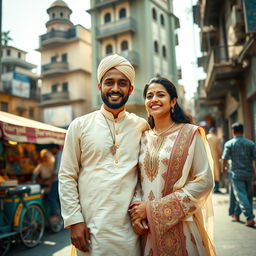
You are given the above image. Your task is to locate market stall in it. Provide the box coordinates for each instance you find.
[0,111,66,184]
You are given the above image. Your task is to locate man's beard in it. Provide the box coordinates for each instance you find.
[101,91,130,109]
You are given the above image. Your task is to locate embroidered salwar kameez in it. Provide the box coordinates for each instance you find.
[59,106,148,256]
[139,124,215,256]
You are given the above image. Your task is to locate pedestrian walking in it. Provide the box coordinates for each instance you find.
[207,127,222,193]
[222,123,256,227]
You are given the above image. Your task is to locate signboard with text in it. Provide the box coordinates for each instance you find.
[12,72,30,98]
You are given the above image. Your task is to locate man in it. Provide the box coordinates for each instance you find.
[59,54,148,255]
[207,127,222,193]
[222,123,256,227]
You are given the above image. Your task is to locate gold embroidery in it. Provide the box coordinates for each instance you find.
[148,190,155,201]
[162,172,167,180]
[161,158,169,166]
[143,136,167,182]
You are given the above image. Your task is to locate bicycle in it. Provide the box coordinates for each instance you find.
[0,184,45,256]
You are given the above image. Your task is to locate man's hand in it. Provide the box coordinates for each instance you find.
[70,222,91,253]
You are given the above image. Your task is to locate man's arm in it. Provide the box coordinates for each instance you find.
[59,119,90,252]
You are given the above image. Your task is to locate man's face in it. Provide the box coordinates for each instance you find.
[98,68,134,110]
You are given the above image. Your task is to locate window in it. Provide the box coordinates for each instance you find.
[51,56,57,63]
[152,8,157,21]
[62,82,68,92]
[119,8,126,19]
[104,13,111,23]
[154,41,159,54]
[18,52,21,58]
[106,44,113,54]
[0,102,8,112]
[51,84,58,92]
[121,40,128,51]
[162,45,167,58]
[29,108,34,118]
[60,12,63,18]
[160,14,165,26]
[61,53,67,63]
[7,49,11,56]
[52,13,55,18]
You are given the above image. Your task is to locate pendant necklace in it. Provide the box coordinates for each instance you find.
[102,113,117,155]
[153,122,175,136]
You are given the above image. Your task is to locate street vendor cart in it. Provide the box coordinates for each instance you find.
[0,111,66,256]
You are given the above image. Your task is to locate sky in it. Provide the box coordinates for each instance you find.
[2,0,204,99]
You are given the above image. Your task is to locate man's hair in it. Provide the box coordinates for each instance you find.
[232,123,243,133]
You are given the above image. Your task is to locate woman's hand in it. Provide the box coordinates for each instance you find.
[131,219,148,235]
[129,201,147,222]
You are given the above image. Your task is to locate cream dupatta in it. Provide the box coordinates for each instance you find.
[146,124,215,256]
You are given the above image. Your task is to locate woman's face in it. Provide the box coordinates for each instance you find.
[145,82,176,119]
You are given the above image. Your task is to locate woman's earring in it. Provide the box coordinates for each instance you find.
[171,107,174,114]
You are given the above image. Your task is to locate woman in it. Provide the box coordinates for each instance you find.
[129,78,215,256]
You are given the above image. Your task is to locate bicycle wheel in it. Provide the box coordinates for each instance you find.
[19,204,45,248]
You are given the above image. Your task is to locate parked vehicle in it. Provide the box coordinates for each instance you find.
[0,184,63,256]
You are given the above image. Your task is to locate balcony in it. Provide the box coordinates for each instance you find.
[39,28,77,49]
[204,45,243,98]
[41,62,69,77]
[200,26,218,52]
[96,18,136,39]
[41,91,69,102]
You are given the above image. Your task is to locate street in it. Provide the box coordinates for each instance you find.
[6,192,256,256]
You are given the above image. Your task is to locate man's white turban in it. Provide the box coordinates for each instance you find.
[97,54,135,85]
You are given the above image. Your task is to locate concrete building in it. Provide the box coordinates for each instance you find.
[88,0,180,116]
[194,0,256,140]
[0,46,40,120]
[37,0,92,128]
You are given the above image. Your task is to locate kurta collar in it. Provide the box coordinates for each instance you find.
[100,105,126,122]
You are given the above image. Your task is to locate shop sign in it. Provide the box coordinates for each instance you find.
[244,0,256,33]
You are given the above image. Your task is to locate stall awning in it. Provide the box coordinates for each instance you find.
[0,111,66,145]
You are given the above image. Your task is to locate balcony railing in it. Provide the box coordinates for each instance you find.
[204,45,243,93]
[41,91,69,102]
[41,62,69,73]
[96,18,136,39]
[40,28,76,47]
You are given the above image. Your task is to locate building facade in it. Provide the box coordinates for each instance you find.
[88,0,179,116]
[37,0,92,128]
[194,0,256,140]
[0,46,40,120]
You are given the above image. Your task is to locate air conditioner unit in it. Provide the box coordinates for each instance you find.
[231,5,244,29]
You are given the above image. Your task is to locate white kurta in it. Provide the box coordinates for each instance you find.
[59,106,148,256]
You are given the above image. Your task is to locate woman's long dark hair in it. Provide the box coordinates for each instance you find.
[143,77,192,128]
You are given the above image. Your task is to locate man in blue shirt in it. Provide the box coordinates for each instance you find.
[222,123,256,227]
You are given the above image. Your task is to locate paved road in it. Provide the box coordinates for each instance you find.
[6,192,256,256]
